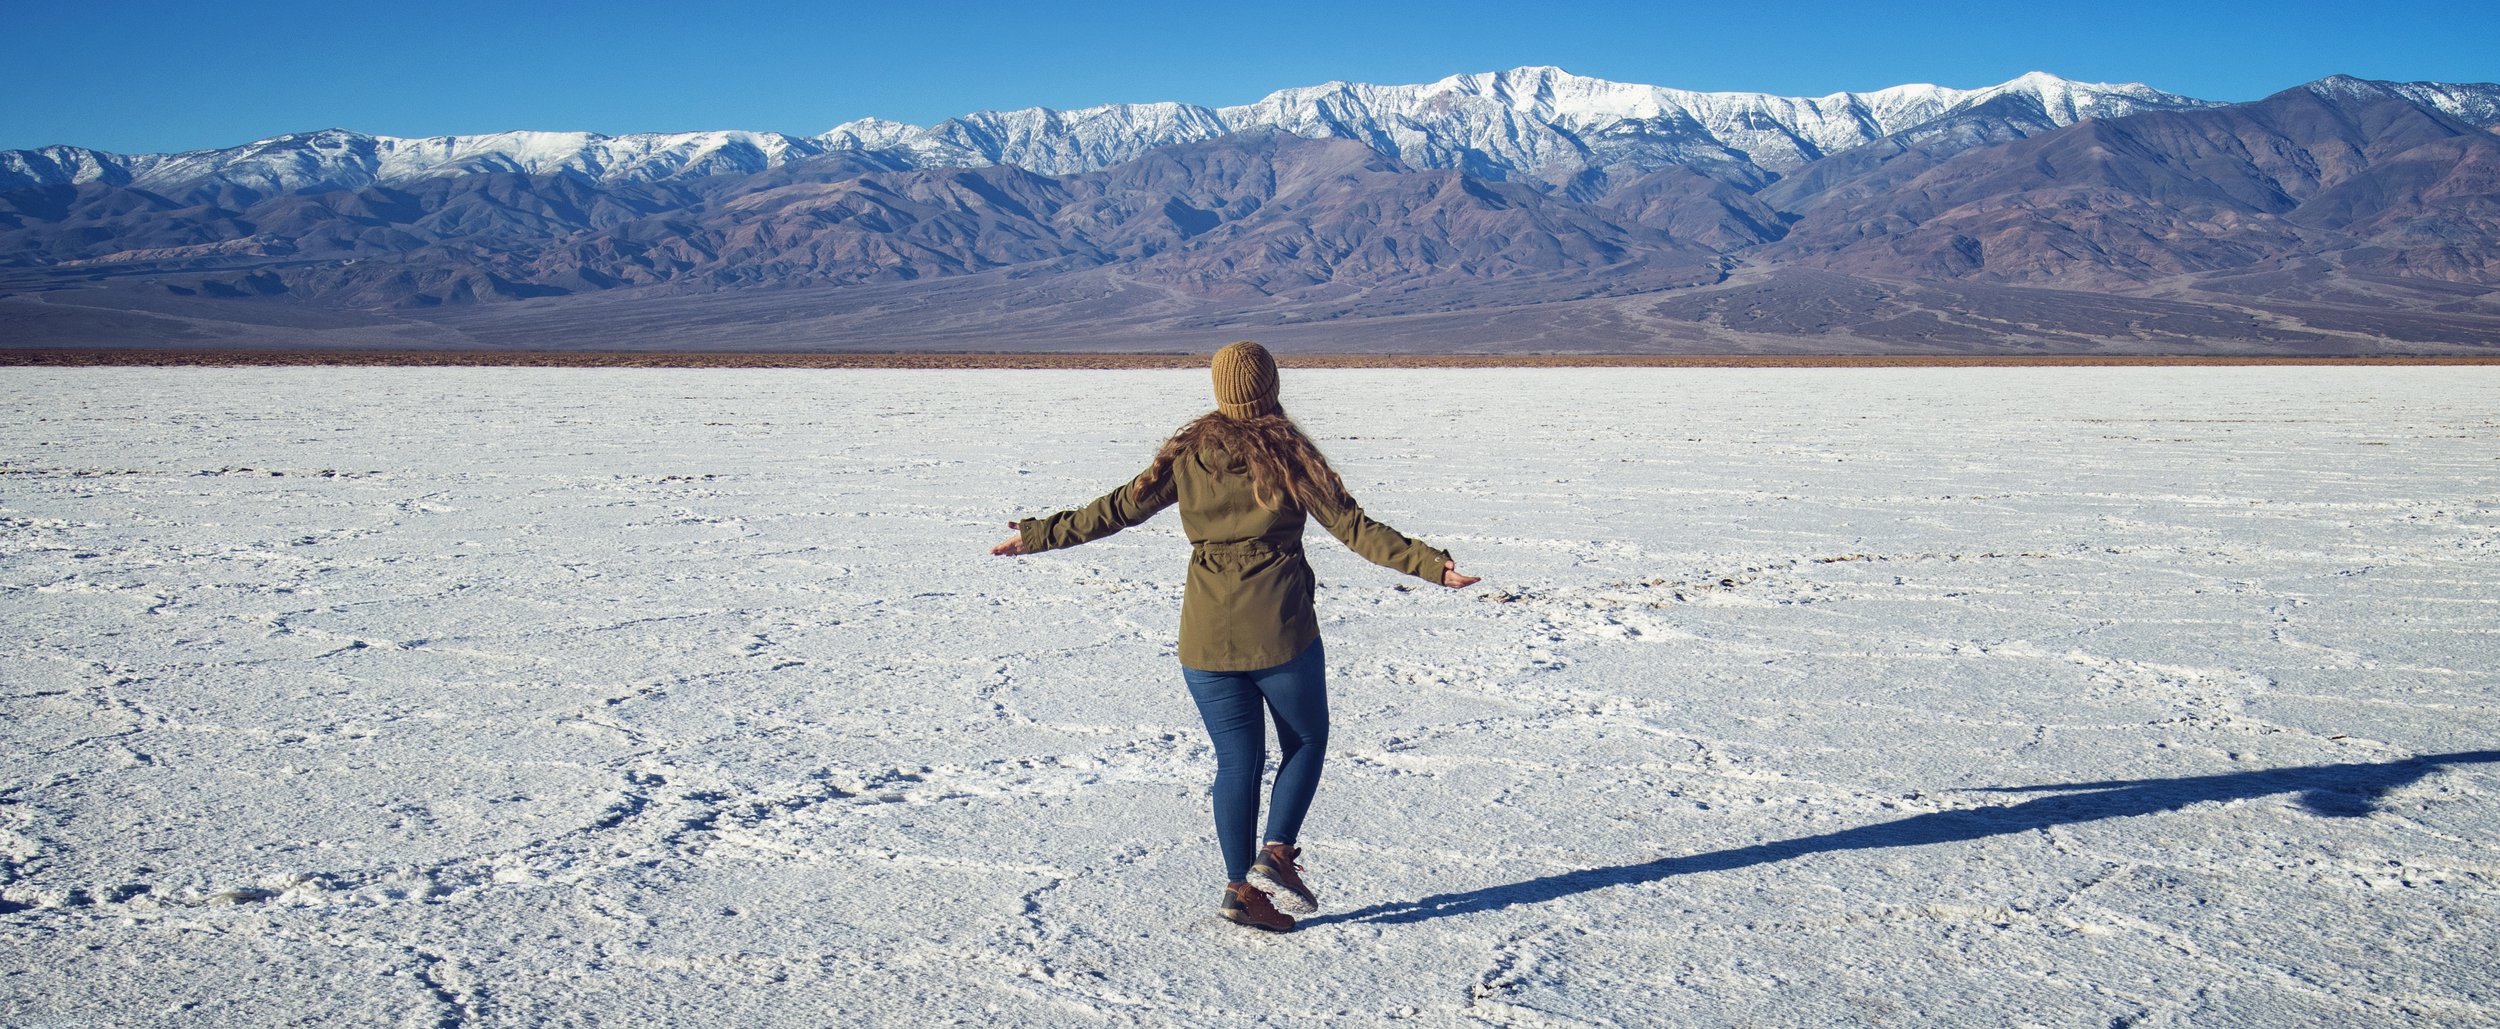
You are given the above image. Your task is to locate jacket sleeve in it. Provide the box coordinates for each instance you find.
[1018,468,1177,553]
[1311,490,1450,583]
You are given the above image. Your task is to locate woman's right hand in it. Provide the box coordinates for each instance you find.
[1440,559,1480,589]
[990,521,1028,557]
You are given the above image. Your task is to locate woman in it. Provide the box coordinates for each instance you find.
[990,341,1480,933]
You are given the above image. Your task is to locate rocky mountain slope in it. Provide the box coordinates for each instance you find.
[2,68,2496,353]
[1767,77,2500,286]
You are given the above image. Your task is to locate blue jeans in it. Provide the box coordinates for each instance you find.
[1182,637,1329,884]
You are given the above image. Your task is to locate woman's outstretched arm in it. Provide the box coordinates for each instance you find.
[1312,491,1479,589]
[991,470,1176,557]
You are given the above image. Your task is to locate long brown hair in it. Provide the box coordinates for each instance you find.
[1136,409,1351,513]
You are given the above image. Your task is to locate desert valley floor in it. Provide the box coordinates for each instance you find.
[3,366,2495,1025]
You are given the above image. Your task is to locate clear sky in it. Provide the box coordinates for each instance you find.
[7,0,2496,154]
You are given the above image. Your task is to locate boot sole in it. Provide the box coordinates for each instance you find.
[1248,868,1318,914]
[1219,908,1295,932]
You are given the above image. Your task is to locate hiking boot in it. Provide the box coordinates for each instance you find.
[1249,842,1317,913]
[1219,882,1295,933]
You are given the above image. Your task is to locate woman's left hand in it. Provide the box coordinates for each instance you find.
[990,521,1028,557]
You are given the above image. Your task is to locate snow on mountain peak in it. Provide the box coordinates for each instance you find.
[2302,75,2500,129]
[0,67,2291,199]
[1964,71,2217,124]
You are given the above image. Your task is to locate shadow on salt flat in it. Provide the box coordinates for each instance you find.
[1313,750,2500,927]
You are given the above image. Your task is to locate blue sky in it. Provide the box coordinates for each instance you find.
[7,0,2496,154]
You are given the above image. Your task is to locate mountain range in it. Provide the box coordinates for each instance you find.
[3,67,2496,354]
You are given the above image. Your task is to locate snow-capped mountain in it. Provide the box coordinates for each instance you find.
[6,70,2499,355]
[0,129,834,200]
[848,67,2221,184]
[2310,74,2500,127]
[1,67,2220,200]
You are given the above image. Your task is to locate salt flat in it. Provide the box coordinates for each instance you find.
[2,366,2495,1027]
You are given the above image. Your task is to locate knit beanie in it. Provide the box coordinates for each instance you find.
[1211,341,1281,418]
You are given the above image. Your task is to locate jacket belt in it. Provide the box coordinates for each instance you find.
[1191,539,1303,557]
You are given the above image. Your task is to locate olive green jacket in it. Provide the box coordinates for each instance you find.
[1019,445,1450,672]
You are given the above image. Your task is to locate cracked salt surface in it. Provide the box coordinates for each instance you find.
[2,366,2496,1026]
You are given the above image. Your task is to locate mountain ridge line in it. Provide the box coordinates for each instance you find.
[6,67,2497,354]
